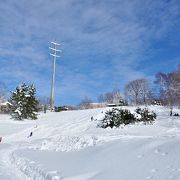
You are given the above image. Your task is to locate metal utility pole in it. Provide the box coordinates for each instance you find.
[49,41,61,110]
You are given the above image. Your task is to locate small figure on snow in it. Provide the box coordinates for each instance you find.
[91,116,94,121]
[0,137,2,142]
[170,108,173,116]
[44,104,47,114]
[27,131,33,138]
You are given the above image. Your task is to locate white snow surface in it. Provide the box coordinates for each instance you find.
[0,106,180,180]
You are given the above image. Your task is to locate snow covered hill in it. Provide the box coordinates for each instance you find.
[0,106,180,180]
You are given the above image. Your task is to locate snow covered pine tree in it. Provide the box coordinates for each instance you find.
[9,83,38,120]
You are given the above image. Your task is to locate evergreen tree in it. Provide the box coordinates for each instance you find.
[9,83,38,120]
[26,84,38,119]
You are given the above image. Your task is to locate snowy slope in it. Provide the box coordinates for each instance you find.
[0,106,180,180]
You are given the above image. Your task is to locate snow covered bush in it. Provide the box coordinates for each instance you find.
[9,83,38,120]
[100,108,118,128]
[100,107,156,128]
[100,108,136,128]
[135,107,156,124]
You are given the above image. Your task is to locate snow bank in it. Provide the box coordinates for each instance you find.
[10,150,62,180]
[31,135,104,152]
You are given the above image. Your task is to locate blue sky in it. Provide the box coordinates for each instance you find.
[0,0,180,105]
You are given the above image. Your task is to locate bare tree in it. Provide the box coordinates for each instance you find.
[169,72,180,106]
[125,79,152,105]
[155,70,180,109]
[37,96,51,112]
[105,92,114,103]
[98,94,105,103]
[79,96,93,109]
[125,79,142,105]
[112,89,123,104]
[38,96,51,106]
[139,79,153,105]
[98,89,123,105]
[0,82,7,103]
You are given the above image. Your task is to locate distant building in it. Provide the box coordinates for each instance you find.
[107,100,128,107]
[88,103,107,109]
[107,104,117,107]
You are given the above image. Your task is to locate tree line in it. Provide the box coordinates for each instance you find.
[80,64,180,108]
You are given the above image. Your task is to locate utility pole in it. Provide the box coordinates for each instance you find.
[49,41,61,110]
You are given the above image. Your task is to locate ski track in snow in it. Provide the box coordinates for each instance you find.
[0,106,180,179]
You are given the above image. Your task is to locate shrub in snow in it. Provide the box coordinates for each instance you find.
[100,108,118,128]
[100,107,156,128]
[100,108,136,128]
[151,100,162,106]
[135,107,156,124]
[118,109,136,125]
[9,83,38,120]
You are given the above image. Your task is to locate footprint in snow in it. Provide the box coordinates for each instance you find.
[154,149,160,154]
[154,149,168,156]
[137,154,144,158]
[146,175,153,179]
[169,175,175,179]
[166,165,173,169]
[161,152,168,156]
[151,169,158,173]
